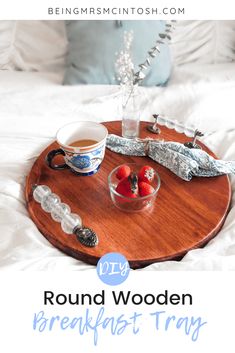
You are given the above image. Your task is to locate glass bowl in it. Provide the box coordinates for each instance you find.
[108,163,161,212]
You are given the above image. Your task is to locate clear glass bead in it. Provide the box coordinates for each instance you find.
[51,203,71,222]
[61,213,82,234]
[41,193,61,213]
[33,185,51,203]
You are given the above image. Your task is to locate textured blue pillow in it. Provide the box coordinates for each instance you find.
[64,20,171,87]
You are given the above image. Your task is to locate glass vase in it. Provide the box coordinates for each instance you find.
[121,85,140,139]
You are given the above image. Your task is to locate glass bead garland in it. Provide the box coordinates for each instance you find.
[51,203,70,223]
[61,213,82,234]
[41,193,61,213]
[33,185,51,203]
[32,185,82,234]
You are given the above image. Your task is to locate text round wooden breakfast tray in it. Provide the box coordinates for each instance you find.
[25,121,231,269]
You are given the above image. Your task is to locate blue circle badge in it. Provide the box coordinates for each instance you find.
[96,252,130,286]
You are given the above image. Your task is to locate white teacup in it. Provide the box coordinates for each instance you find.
[46,121,108,176]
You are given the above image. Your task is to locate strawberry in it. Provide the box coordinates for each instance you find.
[116,164,131,180]
[116,172,138,198]
[138,165,155,184]
[139,181,155,197]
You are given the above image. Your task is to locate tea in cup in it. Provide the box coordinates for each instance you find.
[46,121,108,176]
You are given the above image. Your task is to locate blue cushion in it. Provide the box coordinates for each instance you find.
[64,20,172,87]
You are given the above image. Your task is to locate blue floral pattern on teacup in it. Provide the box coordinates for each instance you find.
[70,156,91,169]
[64,140,106,175]
[92,147,103,156]
[71,155,91,169]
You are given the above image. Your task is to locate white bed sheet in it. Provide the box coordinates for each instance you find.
[0,63,235,271]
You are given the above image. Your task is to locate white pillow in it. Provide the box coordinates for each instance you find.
[171,20,235,65]
[0,20,68,72]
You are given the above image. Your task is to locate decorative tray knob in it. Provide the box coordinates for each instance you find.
[184,129,204,149]
[147,114,161,134]
[32,184,98,247]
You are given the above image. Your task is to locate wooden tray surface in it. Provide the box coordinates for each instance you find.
[25,121,231,269]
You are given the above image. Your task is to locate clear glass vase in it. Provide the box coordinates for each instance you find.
[121,85,140,139]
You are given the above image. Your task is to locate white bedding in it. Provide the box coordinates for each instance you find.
[0,63,235,271]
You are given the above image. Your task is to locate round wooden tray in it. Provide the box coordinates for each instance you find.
[25,121,231,269]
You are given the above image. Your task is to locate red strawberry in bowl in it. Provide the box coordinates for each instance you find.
[116,164,131,180]
[138,165,155,184]
[116,172,138,198]
[139,181,155,197]
[108,163,160,211]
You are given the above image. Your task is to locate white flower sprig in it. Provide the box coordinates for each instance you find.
[115,21,176,87]
[115,30,135,88]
